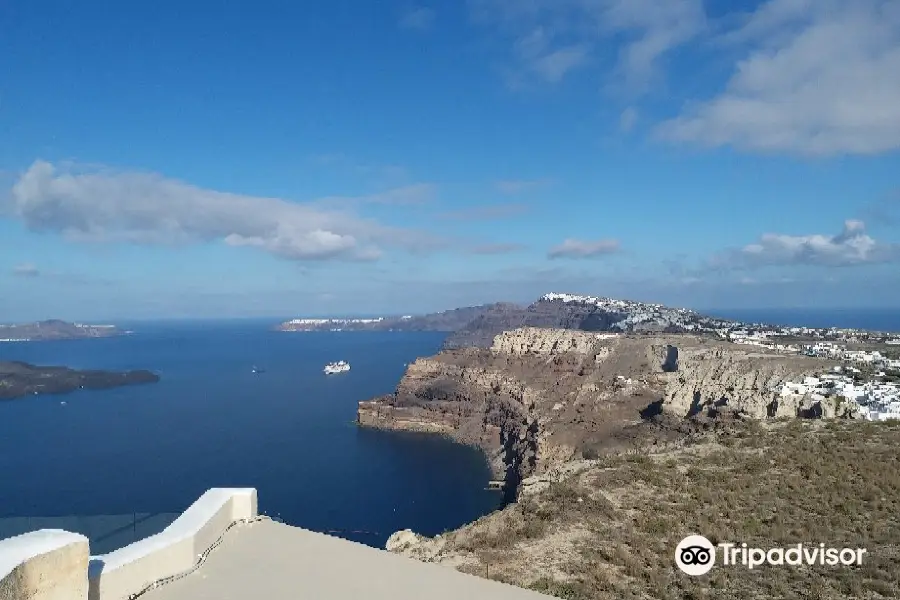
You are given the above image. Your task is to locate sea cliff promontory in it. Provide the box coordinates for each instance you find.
[358,327,846,494]
[359,323,898,599]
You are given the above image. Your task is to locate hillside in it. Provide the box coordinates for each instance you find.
[388,419,900,600]
[357,327,896,599]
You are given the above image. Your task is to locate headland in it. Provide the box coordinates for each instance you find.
[356,293,900,599]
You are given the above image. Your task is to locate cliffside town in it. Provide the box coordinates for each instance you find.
[354,294,900,600]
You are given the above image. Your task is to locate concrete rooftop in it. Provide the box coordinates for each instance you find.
[141,519,550,600]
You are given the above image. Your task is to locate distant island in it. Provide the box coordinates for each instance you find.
[0,319,127,342]
[0,361,159,400]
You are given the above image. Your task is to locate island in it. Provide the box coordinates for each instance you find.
[0,361,159,400]
[0,320,127,342]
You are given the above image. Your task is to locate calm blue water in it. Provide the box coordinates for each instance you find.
[0,323,500,552]
[703,308,900,333]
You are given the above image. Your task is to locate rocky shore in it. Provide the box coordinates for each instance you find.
[0,361,159,400]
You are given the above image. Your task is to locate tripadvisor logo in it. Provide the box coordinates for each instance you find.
[676,535,716,575]
[675,535,867,575]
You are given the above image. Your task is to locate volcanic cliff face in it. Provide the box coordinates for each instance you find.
[358,327,851,500]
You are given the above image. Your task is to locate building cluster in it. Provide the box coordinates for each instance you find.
[283,317,385,331]
[540,292,735,332]
[728,330,900,364]
[780,369,900,421]
[285,317,385,325]
[729,325,900,420]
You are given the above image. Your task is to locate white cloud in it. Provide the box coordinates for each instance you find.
[12,263,39,277]
[530,44,590,83]
[548,238,620,259]
[658,0,900,155]
[5,160,441,262]
[722,220,900,267]
[469,0,706,89]
[399,7,436,31]
[471,0,900,156]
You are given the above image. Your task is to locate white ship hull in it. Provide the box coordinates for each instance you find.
[324,361,351,375]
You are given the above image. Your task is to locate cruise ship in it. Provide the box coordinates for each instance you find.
[324,360,350,375]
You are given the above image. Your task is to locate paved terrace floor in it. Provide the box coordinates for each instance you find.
[142,520,551,600]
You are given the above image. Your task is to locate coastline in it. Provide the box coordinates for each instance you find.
[358,327,900,598]
[357,328,858,539]
[356,399,507,483]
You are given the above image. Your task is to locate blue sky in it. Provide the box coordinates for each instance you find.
[1,0,899,320]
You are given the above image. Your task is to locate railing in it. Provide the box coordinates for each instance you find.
[0,511,180,555]
[0,488,258,600]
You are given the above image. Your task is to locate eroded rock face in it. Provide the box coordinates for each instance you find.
[360,328,852,511]
[490,327,619,356]
[654,344,837,419]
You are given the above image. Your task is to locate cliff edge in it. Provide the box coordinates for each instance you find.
[358,328,848,498]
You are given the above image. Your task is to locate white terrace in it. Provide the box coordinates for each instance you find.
[0,488,549,600]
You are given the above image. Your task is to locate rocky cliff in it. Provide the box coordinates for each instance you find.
[358,327,848,503]
[384,419,900,600]
[649,342,851,419]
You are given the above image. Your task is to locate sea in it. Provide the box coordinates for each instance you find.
[1,308,898,555]
[0,322,501,553]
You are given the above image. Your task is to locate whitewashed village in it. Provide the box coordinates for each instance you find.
[727,327,900,421]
